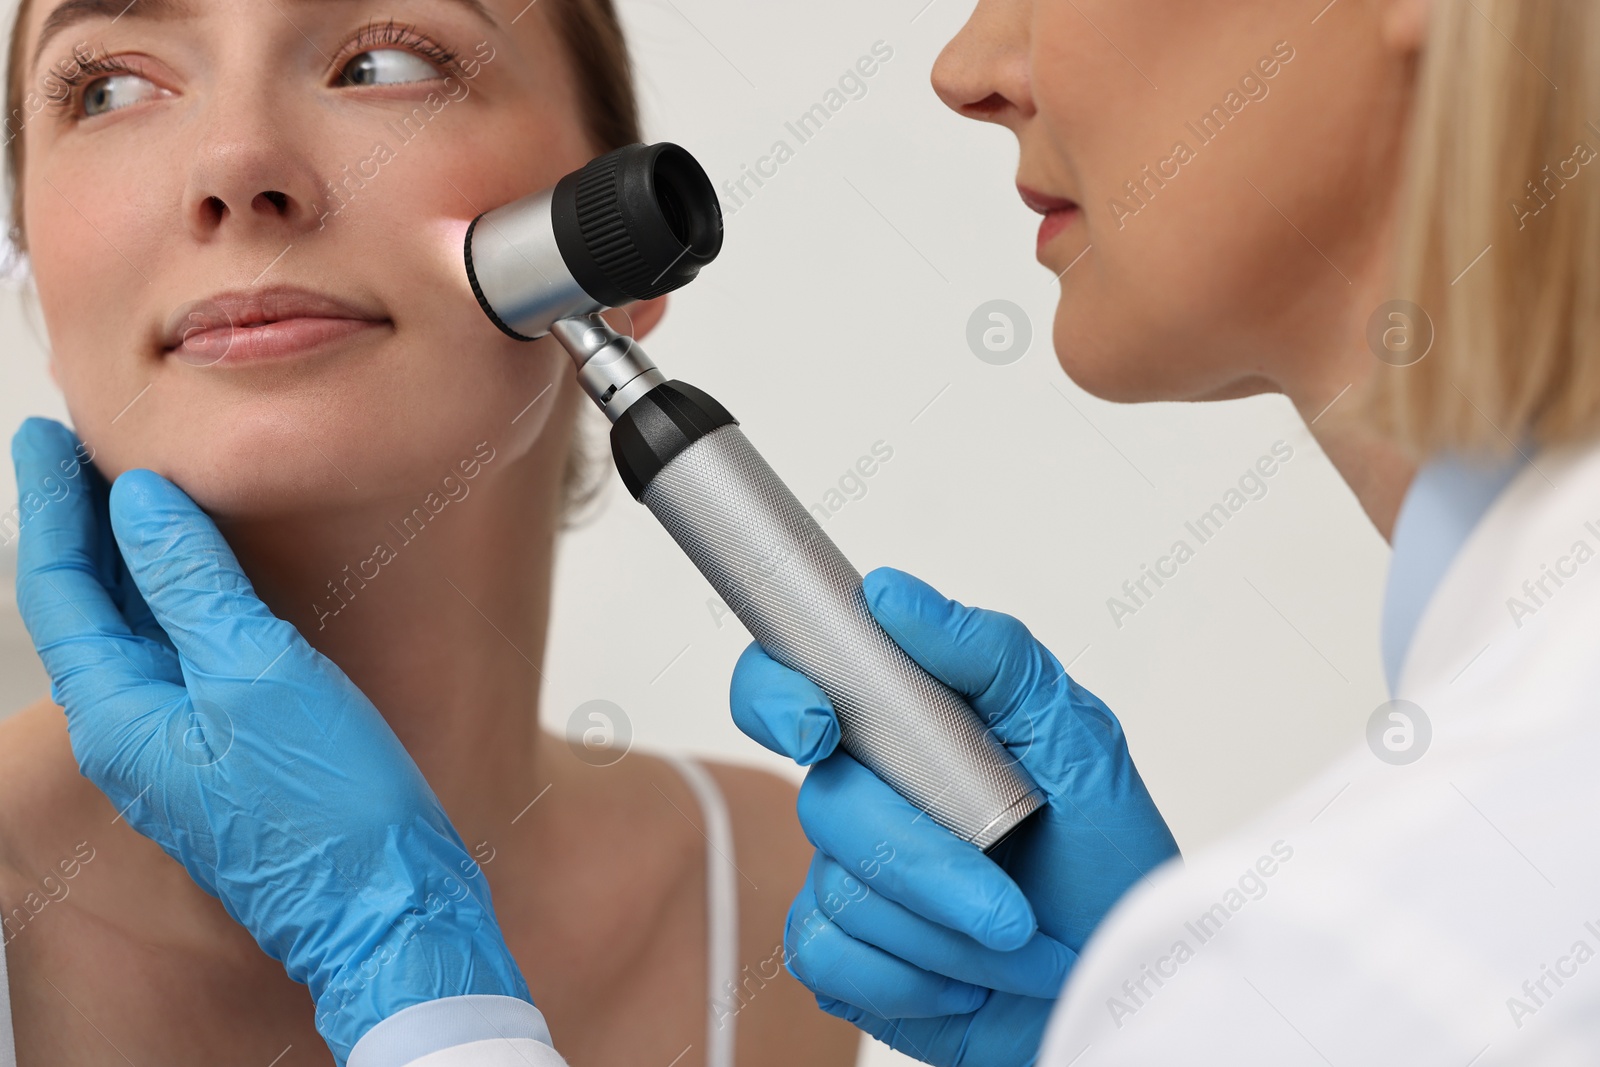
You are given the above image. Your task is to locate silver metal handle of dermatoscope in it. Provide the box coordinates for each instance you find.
[640,421,1044,850]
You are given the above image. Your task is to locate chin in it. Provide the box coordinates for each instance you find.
[1049,303,1279,406]
[128,431,392,522]
[1049,309,1174,404]
[82,413,423,522]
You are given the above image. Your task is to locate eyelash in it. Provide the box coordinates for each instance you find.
[45,19,464,123]
[331,19,463,85]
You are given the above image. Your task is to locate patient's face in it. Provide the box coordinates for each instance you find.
[20,0,594,518]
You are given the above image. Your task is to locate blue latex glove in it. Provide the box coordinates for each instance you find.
[730,566,1181,1066]
[11,417,531,1064]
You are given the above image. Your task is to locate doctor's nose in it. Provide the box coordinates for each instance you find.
[931,0,1036,128]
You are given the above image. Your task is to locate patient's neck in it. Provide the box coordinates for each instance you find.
[214,404,575,854]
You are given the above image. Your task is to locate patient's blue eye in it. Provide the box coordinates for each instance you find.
[82,73,163,118]
[340,48,440,87]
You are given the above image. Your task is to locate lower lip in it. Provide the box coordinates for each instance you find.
[1037,206,1080,256]
[167,317,388,365]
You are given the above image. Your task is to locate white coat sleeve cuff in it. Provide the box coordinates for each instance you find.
[347,995,566,1067]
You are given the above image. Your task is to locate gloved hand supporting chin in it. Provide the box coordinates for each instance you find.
[11,417,531,1064]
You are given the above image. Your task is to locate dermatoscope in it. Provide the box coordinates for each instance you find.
[460,142,1043,850]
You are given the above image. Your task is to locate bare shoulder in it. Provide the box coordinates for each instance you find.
[0,697,114,955]
[0,698,106,873]
[695,758,860,1066]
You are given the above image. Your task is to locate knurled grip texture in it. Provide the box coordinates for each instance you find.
[642,424,1044,850]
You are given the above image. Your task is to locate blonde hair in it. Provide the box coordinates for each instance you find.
[1364,0,1600,457]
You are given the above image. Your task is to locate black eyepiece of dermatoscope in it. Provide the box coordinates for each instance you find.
[550,142,724,308]
[464,141,724,342]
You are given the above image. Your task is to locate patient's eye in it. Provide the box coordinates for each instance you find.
[339,48,439,87]
[334,21,462,88]
[82,71,164,117]
[45,55,171,122]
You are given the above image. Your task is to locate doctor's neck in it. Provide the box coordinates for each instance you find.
[1305,411,1415,543]
[1269,205,1418,543]
[1276,289,1417,542]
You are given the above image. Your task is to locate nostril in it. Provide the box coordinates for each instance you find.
[964,92,1009,116]
[259,190,288,213]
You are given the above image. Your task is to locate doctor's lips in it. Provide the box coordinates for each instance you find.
[160,285,390,366]
[1017,183,1080,257]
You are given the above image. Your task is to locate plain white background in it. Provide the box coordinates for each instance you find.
[0,1,1393,1064]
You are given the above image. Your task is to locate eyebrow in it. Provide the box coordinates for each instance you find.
[31,0,500,76]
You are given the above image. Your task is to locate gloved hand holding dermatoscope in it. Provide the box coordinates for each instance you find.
[460,142,1043,850]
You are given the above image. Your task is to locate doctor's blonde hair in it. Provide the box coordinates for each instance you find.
[1365,0,1600,455]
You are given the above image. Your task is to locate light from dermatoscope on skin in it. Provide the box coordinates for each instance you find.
[429,215,478,309]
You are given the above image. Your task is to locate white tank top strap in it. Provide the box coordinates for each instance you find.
[660,752,739,1067]
[0,925,17,1067]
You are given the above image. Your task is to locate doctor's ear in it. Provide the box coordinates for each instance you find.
[1381,0,1433,51]
[602,294,670,343]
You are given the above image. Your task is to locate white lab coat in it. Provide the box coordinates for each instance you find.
[1035,434,1600,1065]
[398,1042,564,1066]
[348,996,568,1067]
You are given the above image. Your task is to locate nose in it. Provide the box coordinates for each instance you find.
[181,85,326,241]
[931,0,1035,128]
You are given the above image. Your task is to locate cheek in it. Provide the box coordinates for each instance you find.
[28,193,126,329]
[25,155,176,453]
[331,88,593,237]
[1032,0,1365,401]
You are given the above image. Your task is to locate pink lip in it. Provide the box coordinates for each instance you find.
[1035,206,1080,256]
[1017,183,1081,258]
[161,284,390,365]
[172,317,388,364]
